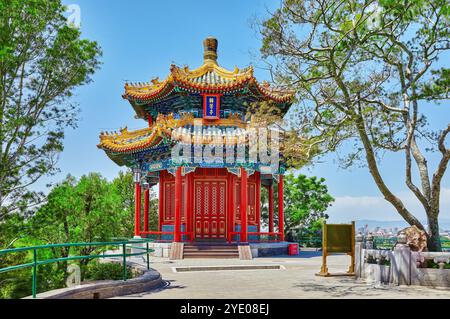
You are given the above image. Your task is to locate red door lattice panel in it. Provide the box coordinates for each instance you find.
[163,181,185,222]
[194,180,227,239]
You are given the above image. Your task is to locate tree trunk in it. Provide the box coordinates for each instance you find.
[426,211,442,252]
[355,115,426,232]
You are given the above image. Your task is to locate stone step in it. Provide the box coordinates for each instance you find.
[184,256,239,259]
[185,242,236,246]
[184,250,239,255]
[183,243,240,259]
[184,246,238,251]
[184,251,239,255]
[183,244,239,258]
[184,252,240,259]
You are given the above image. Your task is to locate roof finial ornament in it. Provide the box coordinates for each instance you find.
[203,37,218,64]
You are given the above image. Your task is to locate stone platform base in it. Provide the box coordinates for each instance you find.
[142,242,292,259]
[250,242,290,258]
[146,242,172,258]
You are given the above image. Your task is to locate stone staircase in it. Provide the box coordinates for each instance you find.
[183,242,240,259]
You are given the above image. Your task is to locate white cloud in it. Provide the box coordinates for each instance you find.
[327,188,450,223]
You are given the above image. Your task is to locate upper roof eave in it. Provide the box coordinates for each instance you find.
[122,61,295,105]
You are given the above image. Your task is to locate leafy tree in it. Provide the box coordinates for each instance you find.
[0,171,157,298]
[259,0,449,250]
[0,0,102,219]
[111,170,159,236]
[0,212,29,248]
[0,215,65,299]
[28,171,158,259]
[0,214,29,298]
[247,100,321,169]
[283,174,333,241]
[111,171,135,237]
[260,174,334,242]
[29,173,131,265]
[145,187,159,233]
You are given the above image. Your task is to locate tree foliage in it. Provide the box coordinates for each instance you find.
[0,0,102,219]
[112,170,159,235]
[0,171,157,299]
[282,174,334,241]
[247,101,322,169]
[260,174,334,242]
[30,173,131,257]
[259,0,449,250]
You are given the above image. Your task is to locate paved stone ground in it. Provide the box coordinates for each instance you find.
[115,252,450,299]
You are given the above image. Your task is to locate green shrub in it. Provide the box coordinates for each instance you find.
[424,259,450,269]
[84,261,133,281]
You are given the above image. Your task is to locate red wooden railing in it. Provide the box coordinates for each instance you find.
[248,232,282,243]
[139,231,172,235]
[228,231,282,243]
[139,231,282,243]
[139,231,195,242]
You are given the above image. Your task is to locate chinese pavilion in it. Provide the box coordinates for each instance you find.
[98,38,294,244]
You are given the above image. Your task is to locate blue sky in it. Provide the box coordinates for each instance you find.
[43,0,450,223]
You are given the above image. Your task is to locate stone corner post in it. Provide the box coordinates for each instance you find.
[355,232,364,279]
[365,232,374,249]
[392,231,411,286]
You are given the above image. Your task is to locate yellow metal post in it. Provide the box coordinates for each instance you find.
[316,222,329,276]
[347,221,356,275]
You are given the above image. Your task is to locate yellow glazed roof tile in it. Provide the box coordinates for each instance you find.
[123,38,294,103]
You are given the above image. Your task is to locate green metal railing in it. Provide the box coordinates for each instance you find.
[373,237,398,250]
[297,235,450,251]
[443,239,450,251]
[373,236,450,251]
[0,238,154,298]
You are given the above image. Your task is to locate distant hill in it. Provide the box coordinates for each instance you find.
[355,219,450,232]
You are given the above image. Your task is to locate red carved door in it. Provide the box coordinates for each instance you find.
[194,180,227,239]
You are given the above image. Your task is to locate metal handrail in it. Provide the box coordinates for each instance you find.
[370,236,450,251]
[0,238,154,299]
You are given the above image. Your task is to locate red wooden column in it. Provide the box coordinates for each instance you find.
[240,167,248,243]
[256,172,261,233]
[134,181,142,237]
[174,167,182,242]
[143,188,150,233]
[227,173,235,243]
[158,173,164,232]
[190,172,195,241]
[185,173,193,241]
[268,184,274,234]
[278,175,285,241]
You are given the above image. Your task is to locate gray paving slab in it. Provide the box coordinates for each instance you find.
[114,253,450,299]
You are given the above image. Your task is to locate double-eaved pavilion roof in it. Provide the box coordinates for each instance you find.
[122,37,294,119]
[98,113,247,157]
[98,38,295,168]
[123,62,293,104]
